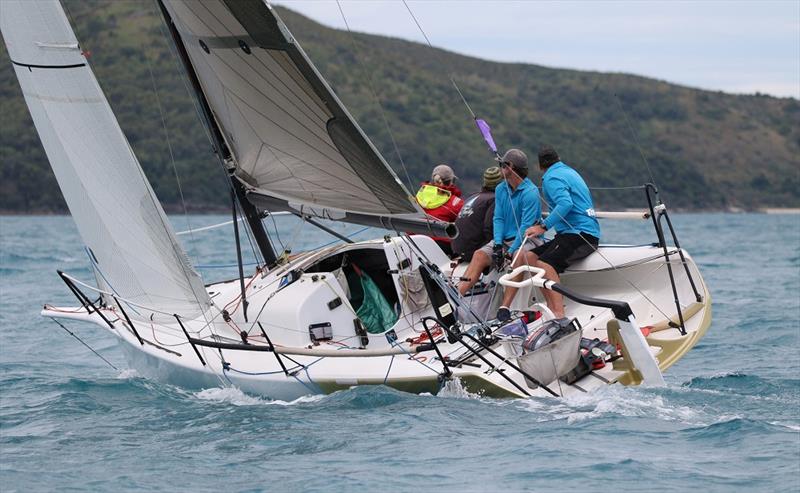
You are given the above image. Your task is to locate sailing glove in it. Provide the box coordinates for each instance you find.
[492,243,506,271]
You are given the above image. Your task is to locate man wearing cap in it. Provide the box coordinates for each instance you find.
[457,150,541,299]
[451,166,502,262]
[416,164,464,255]
[522,145,601,319]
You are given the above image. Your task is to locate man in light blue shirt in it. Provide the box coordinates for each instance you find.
[524,145,601,319]
[457,149,541,301]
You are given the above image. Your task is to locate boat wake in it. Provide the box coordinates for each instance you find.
[516,384,736,427]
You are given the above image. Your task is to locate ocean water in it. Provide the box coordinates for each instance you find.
[1,213,798,492]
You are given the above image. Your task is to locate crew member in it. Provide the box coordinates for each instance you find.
[416,164,463,255]
[522,145,601,319]
[451,166,502,262]
[457,150,541,303]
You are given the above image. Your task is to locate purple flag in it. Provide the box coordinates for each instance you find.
[475,118,497,154]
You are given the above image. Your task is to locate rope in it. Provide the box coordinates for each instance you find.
[50,317,118,370]
[334,0,415,193]
[614,94,659,191]
[142,37,197,257]
[401,0,477,123]
[383,355,396,384]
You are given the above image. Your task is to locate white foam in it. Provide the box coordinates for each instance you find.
[116,368,139,379]
[518,385,707,425]
[437,377,483,400]
[770,421,800,432]
[265,393,327,406]
[194,386,264,405]
[193,386,326,406]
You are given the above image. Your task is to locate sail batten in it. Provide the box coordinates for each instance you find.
[162,0,421,217]
[1,0,211,321]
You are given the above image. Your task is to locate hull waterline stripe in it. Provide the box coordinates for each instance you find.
[11,59,86,70]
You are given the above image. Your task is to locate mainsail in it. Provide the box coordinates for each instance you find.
[1,0,211,320]
[160,0,427,221]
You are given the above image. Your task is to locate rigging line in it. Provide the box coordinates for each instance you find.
[175,212,293,236]
[283,214,310,256]
[151,1,252,239]
[142,35,197,257]
[177,217,240,236]
[151,0,217,151]
[613,94,659,192]
[233,194,263,266]
[84,247,141,317]
[383,355,396,385]
[61,273,224,338]
[153,1,263,273]
[269,212,286,251]
[50,317,118,370]
[335,0,415,193]
[401,0,476,122]
[390,339,446,376]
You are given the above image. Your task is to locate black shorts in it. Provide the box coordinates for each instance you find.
[532,233,599,273]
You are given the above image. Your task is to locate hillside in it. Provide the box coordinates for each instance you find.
[1,1,798,213]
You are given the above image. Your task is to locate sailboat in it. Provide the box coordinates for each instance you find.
[2,0,711,399]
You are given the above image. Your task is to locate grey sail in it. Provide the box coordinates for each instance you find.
[1,0,211,321]
[160,0,433,223]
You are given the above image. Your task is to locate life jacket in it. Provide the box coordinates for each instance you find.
[416,184,451,209]
[415,182,463,224]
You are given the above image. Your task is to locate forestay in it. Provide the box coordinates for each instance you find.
[161,0,420,217]
[1,0,211,320]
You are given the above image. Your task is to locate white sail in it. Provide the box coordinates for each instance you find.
[161,0,421,217]
[1,0,211,320]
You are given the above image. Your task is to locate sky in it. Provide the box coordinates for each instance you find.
[274,0,800,99]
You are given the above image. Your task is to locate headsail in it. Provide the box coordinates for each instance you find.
[160,0,422,219]
[1,0,211,320]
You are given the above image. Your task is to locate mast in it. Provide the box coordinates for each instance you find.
[156,0,277,266]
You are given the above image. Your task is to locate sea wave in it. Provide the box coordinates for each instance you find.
[682,372,799,400]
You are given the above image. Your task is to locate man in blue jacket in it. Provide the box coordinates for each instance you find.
[457,150,541,303]
[523,145,601,319]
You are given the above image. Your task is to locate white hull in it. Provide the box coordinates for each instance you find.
[45,235,712,400]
